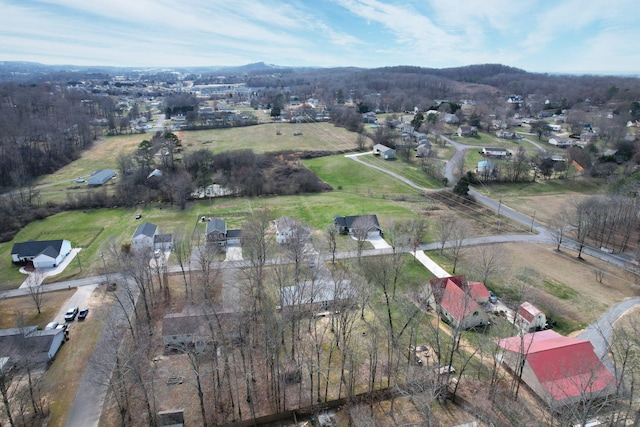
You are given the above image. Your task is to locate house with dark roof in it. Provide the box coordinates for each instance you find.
[162,307,239,351]
[132,222,158,250]
[278,279,355,316]
[11,239,72,269]
[206,218,227,246]
[87,169,116,186]
[516,301,547,332]
[0,326,65,365]
[333,214,382,236]
[425,276,490,329]
[154,233,173,251]
[496,330,616,407]
[457,125,478,137]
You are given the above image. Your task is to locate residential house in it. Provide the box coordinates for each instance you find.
[206,218,227,246]
[482,147,508,158]
[580,132,597,144]
[416,142,432,158]
[162,312,212,350]
[87,169,116,186]
[0,326,65,365]
[372,144,396,160]
[162,308,239,351]
[424,276,490,330]
[496,330,616,407]
[333,214,383,236]
[516,301,547,332]
[444,113,460,124]
[477,160,495,176]
[496,130,516,139]
[132,222,158,250]
[362,112,378,124]
[274,216,309,244]
[457,126,478,137]
[154,233,174,252]
[278,279,355,316]
[548,136,574,148]
[11,239,72,269]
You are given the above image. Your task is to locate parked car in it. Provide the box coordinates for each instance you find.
[154,249,162,258]
[489,291,498,304]
[78,308,89,320]
[56,324,68,332]
[135,214,142,219]
[64,306,79,322]
[45,321,59,330]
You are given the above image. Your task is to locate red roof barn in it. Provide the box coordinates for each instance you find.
[496,330,616,407]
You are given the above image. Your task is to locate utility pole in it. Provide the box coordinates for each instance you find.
[530,210,536,232]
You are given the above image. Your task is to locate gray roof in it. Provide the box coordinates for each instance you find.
[133,222,158,238]
[206,218,227,235]
[279,280,354,308]
[87,169,116,185]
[154,234,173,244]
[11,240,67,259]
[334,214,381,231]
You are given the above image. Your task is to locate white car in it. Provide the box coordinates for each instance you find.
[45,321,59,330]
[154,249,162,258]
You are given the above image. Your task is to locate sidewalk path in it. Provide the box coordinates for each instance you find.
[19,248,82,289]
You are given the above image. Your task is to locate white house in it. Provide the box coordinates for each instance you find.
[274,216,308,244]
[11,239,72,269]
[372,144,396,160]
[132,222,158,250]
[516,301,547,332]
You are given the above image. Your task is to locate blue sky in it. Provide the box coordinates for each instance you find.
[1,0,638,75]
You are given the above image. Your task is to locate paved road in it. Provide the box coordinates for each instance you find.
[65,278,139,427]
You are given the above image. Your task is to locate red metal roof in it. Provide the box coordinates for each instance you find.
[467,281,490,300]
[517,301,543,322]
[431,278,480,322]
[496,330,616,402]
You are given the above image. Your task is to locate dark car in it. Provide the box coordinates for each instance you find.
[64,306,79,322]
[77,308,89,320]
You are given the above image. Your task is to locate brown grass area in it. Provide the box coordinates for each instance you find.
[498,242,640,329]
[0,289,74,329]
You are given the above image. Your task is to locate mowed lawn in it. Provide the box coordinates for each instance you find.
[1,153,427,289]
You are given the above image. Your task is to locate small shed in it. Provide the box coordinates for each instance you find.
[516,301,547,332]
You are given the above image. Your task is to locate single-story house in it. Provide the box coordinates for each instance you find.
[162,308,239,351]
[11,239,72,269]
[496,130,516,139]
[132,222,158,250]
[162,312,212,350]
[482,147,508,158]
[516,301,547,332]
[154,233,174,252]
[580,132,597,144]
[477,160,494,175]
[372,144,396,160]
[278,279,355,315]
[457,126,478,137]
[87,169,116,186]
[424,276,490,330]
[496,330,616,407]
[444,113,460,124]
[333,214,383,237]
[362,112,378,124]
[0,326,65,365]
[206,218,227,246]
[548,136,574,148]
[416,142,432,158]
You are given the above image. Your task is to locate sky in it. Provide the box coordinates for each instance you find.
[1,0,639,75]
